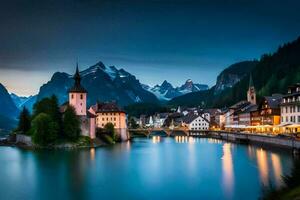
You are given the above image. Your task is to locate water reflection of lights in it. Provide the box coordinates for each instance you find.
[271,153,283,187]
[222,143,234,198]
[126,141,131,150]
[256,148,269,186]
[247,146,256,159]
[174,136,198,143]
[90,148,95,161]
[152,136,161,143]
[207,138,223,144]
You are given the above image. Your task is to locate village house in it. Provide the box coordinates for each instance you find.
[182,112,210,131]
[89,102,128,140]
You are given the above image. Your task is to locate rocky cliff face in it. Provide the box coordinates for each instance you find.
[214,61,258,93]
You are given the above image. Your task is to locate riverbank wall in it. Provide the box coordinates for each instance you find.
[207,131,300,150]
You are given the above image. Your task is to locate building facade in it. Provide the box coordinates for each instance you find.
[89,102,128,140]
[250,95,282,126]
[280,83,300,133]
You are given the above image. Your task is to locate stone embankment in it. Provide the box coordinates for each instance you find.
[209,131,300,150]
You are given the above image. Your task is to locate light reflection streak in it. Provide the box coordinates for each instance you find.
[152,136,161,143]
[222,143,234,198]
[271,153,283,187]
[90,148,95,161]
[256,148,269,186]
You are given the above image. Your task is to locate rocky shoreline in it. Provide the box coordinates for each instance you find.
[0,134,108,150]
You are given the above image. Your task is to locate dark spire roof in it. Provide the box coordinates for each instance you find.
[68,63,87,93]
[249,73,254,88]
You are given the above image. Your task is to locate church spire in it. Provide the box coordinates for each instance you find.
[249,73,254,88]
[74,62,81,87]
[68,62,87,93]
[247,73,256,104]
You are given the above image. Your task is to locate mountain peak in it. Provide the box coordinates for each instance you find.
[186,79,193,83]
[161,80,173,89]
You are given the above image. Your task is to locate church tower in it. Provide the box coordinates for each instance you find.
[247,74,256,105]
[68,63,87,116]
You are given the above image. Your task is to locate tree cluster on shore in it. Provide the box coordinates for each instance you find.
[15,95,82,146]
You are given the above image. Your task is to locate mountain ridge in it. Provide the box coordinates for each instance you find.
[143,79,209,100]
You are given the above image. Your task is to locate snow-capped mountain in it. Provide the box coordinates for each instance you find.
[33,61,158,111]
[144,79,209,100]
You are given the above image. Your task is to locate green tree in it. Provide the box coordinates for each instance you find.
[63,105,81,141]
[104,122,115,140]
[33,95,63,135]
[17,107,31,135]
[32,113,59,146]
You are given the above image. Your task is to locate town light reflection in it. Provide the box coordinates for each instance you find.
[174,136,197,143]
[271,153,283,187]
[152,136,161,143]
[222,143,234,198]
[256,148,269,186]
[90,148,95,161]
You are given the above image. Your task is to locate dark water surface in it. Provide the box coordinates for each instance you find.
[0,137,295,200]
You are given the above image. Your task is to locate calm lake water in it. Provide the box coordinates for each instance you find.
[0,137,296,200]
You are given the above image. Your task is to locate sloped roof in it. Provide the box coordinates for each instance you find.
[263,95,282,109]
[182,113,198,124]
[93,102,125,113]
[229,100,250,110]
[237,104,257,114]
[68,65,87,93]
[182,112,210,124]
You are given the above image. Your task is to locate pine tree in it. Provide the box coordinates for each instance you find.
[17,107,31,135]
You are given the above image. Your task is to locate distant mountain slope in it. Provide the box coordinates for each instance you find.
[35,62,158,109]
[10,93,28,108]
[10,93,37,109]
[0,83,19,132]
[169,36,300,108]
[0,84,19,118]
[0,115,17,135]
[144,79,209,100]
